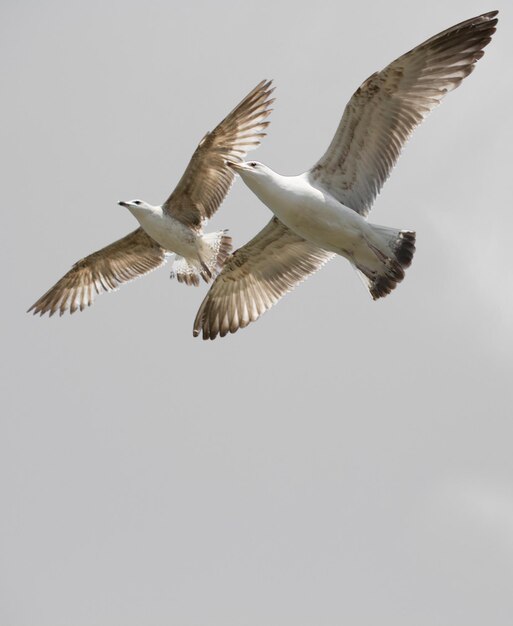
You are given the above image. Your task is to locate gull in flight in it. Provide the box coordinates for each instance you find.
[28,80,274,316]
[194,11,498,340]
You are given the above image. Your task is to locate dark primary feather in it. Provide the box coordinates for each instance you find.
[309,11,498,216]
[28,228,166,317]
[163,79,274,229]
[193,218,333,340]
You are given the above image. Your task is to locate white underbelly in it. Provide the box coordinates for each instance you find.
[137,214,198,258]
[271,197,368,257]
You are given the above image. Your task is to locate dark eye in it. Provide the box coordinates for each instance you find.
[249,162,257,168]
[134,200,141,205]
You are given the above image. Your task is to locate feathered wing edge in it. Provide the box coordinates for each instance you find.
[193,218,334,340]
[163,79,275,229]
[28,228,167,316]
[308,11,498,215]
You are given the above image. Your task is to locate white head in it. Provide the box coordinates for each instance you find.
[226,160,277,196]
[118,199,158,218]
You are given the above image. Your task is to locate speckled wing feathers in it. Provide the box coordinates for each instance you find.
[193,218,334,339]
[163,79,274,228]
[309,11,498,216]
[28,228,167,316]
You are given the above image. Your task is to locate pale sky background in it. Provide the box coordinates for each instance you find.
[2,1,512,625]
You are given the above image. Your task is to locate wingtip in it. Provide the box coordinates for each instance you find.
[254,78,273,92]
[257,79,274,98]
[27,302,46,317]
[482,10,499,28]
[471,10,499,27]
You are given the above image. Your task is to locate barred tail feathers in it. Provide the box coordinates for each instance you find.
[354,225,416,300]
[171,256,201,286]
[171,230,232,286]
[371,225,416,269]
[200,230,233,277]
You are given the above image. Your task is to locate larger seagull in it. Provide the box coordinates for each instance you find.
[194,11,498,340]
[29,80,273,316]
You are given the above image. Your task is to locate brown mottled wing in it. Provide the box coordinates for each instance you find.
[309,11,498,216]
[193,218,334,340]
[163,79,274,229]
[28,228,167,317]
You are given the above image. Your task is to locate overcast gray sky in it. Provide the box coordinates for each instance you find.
[2,1,512,624]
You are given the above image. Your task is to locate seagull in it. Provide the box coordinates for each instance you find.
[193,11,498,340]
[28,80,274,316]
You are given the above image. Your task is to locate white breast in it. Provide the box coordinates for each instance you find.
[254,173,368,253]
[136,212,197,257]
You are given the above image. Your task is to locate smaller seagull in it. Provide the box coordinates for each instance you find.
[28,80,274,316]
[194,11,498,340]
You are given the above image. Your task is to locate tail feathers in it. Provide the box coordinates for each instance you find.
[200,230,232,277]
[394,230,416,269]
[171,256,201,286]
[170,230,232,287]
[355,228,416,300]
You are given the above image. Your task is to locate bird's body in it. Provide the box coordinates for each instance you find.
[228,163,415,298]
[29,80,274,315]
[121,201,224,282]
[128,204,197,258]
[120,200,225,285]
[238,169,372,257]
[194,11,498,339]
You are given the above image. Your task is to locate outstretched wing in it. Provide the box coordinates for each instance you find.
[164,79,274,229]
[193,218,333,340]
[28,228,167,316]
[308,11,498,216]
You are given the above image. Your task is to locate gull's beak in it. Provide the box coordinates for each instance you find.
[226,160,244,171]
[118,201,129,208]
